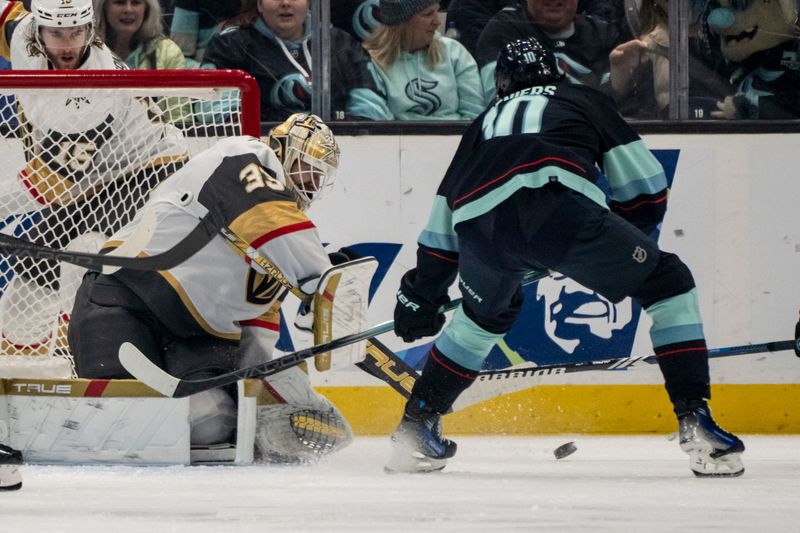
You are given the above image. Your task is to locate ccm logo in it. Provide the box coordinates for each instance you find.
[12,383,72,394]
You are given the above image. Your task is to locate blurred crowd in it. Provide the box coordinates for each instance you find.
[10,0,800,121]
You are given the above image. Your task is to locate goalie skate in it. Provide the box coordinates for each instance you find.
[385,402,457,474]
[677,401,745,478]
[0,444,22,491]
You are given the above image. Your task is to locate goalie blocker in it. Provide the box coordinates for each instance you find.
[299,257,378,371]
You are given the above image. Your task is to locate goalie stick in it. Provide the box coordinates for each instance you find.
[0,212,219,272]
[120,322,800,400]
[118,270,570,397]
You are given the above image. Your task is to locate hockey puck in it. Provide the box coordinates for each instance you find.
[553,441,577,460]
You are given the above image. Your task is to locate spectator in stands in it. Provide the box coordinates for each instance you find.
[95,0,189,122]
[443,0,517,59]
[331,0,380,42]
[169,0,240,67]
[609,0,730,119]
[446,0,628,61]
[203,0,390,122]
[95,0,185,70]
[363,0,484,120]
[475,0,625,103]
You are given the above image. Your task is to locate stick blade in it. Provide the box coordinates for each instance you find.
[118,342,179,397]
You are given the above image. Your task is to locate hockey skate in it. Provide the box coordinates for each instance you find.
[676,400,745,477]
[0,443,22,491]
[385,400,457,474]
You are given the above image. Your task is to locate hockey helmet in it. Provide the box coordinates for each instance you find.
[31,0,94,28]
[494,37,564,98]
[268,113,340,210]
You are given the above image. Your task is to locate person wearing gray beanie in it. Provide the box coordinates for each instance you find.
[380,0,440,25]
[364,0,484,120]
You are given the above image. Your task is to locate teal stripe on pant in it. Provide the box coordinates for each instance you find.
[646,289,705,348]
[434,306,505,371]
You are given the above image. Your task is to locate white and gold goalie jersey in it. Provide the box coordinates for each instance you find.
[108,136,332,359]
[0,1,187,207]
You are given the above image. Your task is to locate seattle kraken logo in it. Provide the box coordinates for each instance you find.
[553,52,593,86]
[271,73,312,113]
[405,78,441,116]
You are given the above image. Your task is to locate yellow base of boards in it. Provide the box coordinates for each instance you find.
[318,384,800,435]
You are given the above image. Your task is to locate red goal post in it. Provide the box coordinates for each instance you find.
[0,69,261,378]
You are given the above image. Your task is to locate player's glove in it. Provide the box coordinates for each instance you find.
[394,270,448,343]
[328,246,359,266]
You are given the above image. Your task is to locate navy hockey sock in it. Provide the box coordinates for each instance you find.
[654,339,711,403]
[410,346,479,414]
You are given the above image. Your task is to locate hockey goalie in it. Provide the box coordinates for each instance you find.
[0,0,187,357]
[64,113,374,464]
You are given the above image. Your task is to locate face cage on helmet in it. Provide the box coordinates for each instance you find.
[284,146,337,210]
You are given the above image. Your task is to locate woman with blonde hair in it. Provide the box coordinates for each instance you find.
[94,0,185,70]
[363,0,483,120]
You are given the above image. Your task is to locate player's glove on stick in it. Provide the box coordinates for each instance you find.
[394,270,449,342]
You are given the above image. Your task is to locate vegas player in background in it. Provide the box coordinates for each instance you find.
[68,113,355,463]
[0,0,186,356]
[387,37,745,477]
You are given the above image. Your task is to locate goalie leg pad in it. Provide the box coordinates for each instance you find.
[254,366,353,463]
[189,389,237,446]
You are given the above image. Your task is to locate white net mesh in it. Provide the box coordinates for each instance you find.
[0,71,260,377]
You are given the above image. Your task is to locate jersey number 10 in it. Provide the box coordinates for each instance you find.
[481,95,549,140]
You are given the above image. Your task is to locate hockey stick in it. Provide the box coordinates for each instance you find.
[0,212,219,272]
[119,269,553,397]
[358,336,800,409]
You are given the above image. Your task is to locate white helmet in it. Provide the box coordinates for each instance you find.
[267,113,340,210]
[31,0,94,28]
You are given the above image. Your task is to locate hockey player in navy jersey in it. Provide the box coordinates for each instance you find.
[387,37,745,477]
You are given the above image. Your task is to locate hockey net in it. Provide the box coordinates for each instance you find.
[0,70,261,378]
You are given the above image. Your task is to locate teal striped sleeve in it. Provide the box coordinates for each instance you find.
[603,139,667,203]
[418,195,458,252]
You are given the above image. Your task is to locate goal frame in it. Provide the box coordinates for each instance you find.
[0,69,262,137]
[0,68,262,376]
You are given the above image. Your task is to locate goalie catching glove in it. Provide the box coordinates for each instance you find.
[255,365,353,463]
[394,269,449,342]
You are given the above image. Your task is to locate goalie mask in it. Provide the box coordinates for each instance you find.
[495,37,564,98]
[268,113,340,210]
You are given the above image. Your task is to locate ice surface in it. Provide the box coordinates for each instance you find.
[3,435,798,532]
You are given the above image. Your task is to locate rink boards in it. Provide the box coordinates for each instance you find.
[302,132,800,434]
[0,132,798,436]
